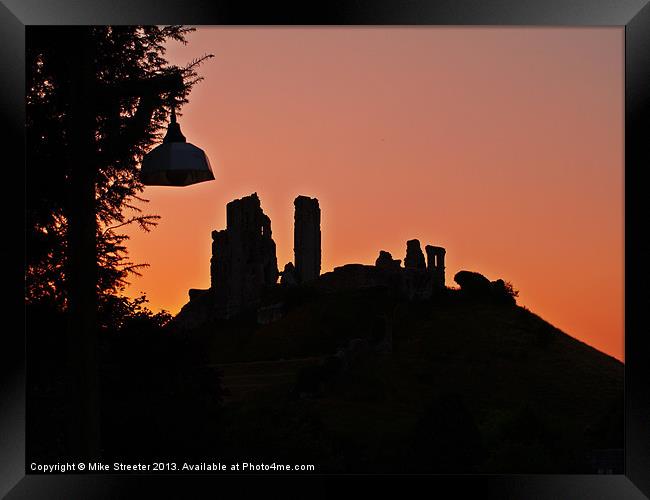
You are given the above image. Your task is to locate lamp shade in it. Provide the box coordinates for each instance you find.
[141,110,214,187]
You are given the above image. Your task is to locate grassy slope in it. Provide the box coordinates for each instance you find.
[186,287,623,472]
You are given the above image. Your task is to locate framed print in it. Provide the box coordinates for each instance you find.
[3,0,650,498]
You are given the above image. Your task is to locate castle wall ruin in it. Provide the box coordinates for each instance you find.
[294,195,321,283]
[209,193,278,317]
[425,245,446,287]
[404,239,426,270]
[177,192,449,328]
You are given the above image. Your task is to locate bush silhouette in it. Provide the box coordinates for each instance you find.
[454,271,518,305]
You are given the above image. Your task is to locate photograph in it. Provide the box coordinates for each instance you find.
[24,25,627,475]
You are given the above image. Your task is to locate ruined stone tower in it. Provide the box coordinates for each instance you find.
[404,239,426,270]
[210,193,278,317]
[425,245,446,287]
[294,195,321,283]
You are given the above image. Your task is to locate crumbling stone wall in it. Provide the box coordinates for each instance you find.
[210,193,278,317]
[375,250,401,271]
[404,239,426,269]
[294,195,321,283]
[177,192,451,331]
[425,245,446,287]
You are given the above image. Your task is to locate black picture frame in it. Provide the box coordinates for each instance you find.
[3,1,649,497]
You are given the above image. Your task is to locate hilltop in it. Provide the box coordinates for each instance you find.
[177,277,622,473]
[24,191,619,472]
[160,192,622,473]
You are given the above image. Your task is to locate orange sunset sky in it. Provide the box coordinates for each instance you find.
[123,27,624,361]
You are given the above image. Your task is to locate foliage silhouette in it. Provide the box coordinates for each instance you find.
[27,301,226,462]
[454,270,518,305]
[26,25,211,308]
[26,26,214,458]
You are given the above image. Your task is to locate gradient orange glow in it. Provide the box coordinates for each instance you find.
[123,27,624,360]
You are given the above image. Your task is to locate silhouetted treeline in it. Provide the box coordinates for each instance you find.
[27,302,225,463]
[26,25,205,308]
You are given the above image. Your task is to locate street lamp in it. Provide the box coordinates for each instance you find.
[141,107,214,186]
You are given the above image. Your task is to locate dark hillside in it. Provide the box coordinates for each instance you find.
[183,284,623,473]
[27,279,622,472]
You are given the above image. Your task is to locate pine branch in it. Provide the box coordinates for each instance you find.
[101,214,160,235]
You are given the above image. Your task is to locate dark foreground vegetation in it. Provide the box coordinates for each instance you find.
[27,284,622,473]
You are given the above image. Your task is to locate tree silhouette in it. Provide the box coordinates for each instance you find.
[26,26,211,307]
[25,26,211,459]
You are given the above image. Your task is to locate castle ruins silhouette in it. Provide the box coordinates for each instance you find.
[178,193,447,326]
